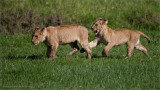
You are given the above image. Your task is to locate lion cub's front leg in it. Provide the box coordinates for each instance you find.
[49,44,59,59]
[102,43,114,57]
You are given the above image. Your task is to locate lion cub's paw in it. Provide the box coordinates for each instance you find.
[102,52,108,57]
[53,56,58,59]
[48,56,58,60]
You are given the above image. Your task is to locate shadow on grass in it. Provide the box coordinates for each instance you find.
[92,54,103,59]
[7,55,45,60]
[91,54,124,59]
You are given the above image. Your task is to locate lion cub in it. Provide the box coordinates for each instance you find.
[81,18,151,57]
[32,25,92,60]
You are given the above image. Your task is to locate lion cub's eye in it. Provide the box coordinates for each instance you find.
[95,24,98,26]
[35,35,38,38]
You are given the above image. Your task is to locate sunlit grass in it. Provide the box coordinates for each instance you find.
[0,0,159,89]
[0,30,159,89]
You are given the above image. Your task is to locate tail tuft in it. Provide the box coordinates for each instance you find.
[80,48,85,53]
[148,40,151,43]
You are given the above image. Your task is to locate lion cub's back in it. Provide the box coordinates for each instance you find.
[57,24,88,36]
[46,25,89,43]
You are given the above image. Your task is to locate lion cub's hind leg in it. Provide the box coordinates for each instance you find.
[66,41,79,56]
[127,35,141,57]
[79,41,92,60]
[127,42,135,57]
[135,40,148,56]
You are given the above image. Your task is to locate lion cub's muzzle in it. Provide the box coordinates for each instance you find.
[31,40,38,45]
[93,30,99,35]
[94,30,98,34]
[91,28,99,35]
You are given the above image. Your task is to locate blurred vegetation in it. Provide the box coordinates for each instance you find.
[0,0,160,35]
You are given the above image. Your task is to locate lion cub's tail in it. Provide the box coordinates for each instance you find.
[138,31,151,43]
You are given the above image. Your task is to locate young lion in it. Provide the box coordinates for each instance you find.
[81,18,151,57]
[32,25,92,60]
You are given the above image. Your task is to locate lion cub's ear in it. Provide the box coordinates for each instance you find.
[40,27,46,35]
[41,27,45,30]
[41,27,46,32]
[103,19,108,25]
[34,27,40,32]
[98,18,103,20]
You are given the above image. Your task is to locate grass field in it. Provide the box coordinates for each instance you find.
[0,30,159,89]
[0,0,160,89]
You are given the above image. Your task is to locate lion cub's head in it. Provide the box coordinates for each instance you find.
[91,18,108,35]
[32,27,46,45]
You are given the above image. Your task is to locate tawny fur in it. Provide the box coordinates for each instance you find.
[82,18,151,57]
[32,25,92,60]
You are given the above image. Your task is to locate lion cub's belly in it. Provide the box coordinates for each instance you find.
[100,35,129,45]
[58,36,79,45]
[113,37,129,45]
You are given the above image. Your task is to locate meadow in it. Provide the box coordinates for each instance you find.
[0,0,160,89]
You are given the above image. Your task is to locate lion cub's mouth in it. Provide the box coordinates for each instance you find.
[32,41,39,45]
[32,43,38,45]
[94,30,98,35]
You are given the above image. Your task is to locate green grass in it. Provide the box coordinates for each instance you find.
[0,30,159,89]
[0,0,160,89]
